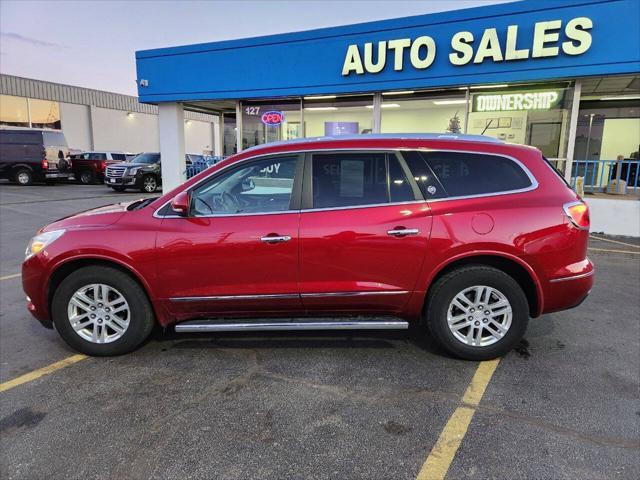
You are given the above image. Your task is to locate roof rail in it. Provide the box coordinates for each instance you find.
[242,133,504,153]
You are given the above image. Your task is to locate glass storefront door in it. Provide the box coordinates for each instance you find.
[241,100,302,150]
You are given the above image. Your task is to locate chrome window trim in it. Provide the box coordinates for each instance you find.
[154,146,539,218]
[548,270,594,283]
[169,290,408,302]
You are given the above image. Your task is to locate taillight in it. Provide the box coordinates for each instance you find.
[101,161,106,170]
[563,201,590,230]
[41,158,48,170]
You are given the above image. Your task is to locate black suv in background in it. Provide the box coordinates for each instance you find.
[0,128,71,185]
[105,152,161,192]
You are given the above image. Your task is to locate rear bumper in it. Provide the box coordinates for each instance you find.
[541,259,594,314]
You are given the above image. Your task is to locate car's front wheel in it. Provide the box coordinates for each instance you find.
[141,175,158,193]
[425,265,529,360]
[51,266,155,356]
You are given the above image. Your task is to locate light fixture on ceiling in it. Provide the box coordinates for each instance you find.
[127,112,134,118]
[365,103,400,109]
[433,99,468,105]
[185,120,192,125]
[599,95,640,101]
[304,106,338,111]
[304,95,337,100]
[382,91,415,96]
[466,84,510,90]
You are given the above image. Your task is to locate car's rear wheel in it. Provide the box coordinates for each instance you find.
[14,168,33,185]
[425,265,529,360]
[51,266,155,356]
[78,169,94,184]
[141,175,157,193]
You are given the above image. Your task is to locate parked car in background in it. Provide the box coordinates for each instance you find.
[23,134,593,359]
[70,151,127,184]
[105,152,161,193]
[0,127,71,185]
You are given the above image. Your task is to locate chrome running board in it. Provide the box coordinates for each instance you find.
[174,318,409,333]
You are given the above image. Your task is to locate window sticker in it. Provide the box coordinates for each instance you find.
[340,160,364,197]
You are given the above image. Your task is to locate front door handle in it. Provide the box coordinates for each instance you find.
[387,228,420,237]
[260,235,292,244]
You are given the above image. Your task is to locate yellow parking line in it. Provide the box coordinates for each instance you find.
[416,359,500,480]
[589,235,640,249]
[0,273,21,281]
[0,354,87,393]
[588,247,640,255]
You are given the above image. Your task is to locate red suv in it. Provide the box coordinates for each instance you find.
[22,134,593,360]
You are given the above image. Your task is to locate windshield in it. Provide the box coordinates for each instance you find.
[132,153,160,164]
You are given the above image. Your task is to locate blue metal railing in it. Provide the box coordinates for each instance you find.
[570,159,640,194]
[185,156,228,179]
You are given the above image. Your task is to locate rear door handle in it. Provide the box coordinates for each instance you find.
[387,228,420,237]
[260,235,292,244]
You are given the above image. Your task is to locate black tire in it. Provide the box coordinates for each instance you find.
[141,174,158,193]
[111,186,126,192]
[51,266,155,356]
[13,168,33,186]
[424,265,529,360]
[78,169,95,185]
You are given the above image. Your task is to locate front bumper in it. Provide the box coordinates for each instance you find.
[104,176,139,187]
[22,254,52,326]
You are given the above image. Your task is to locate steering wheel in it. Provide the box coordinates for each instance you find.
[194,196,214,215]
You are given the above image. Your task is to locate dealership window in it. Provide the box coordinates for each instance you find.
[574,75,640,161]
[241,100,302,150]
[304,95,373,137]
[0,95,30,127]
[0,95,61,130]
[380,90,468,134]
[466,83,573,159]
[29,98,61,129]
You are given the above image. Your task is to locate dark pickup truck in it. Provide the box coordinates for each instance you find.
[70,151,129,184]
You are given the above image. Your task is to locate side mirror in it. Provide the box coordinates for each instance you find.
[171,191,190,215]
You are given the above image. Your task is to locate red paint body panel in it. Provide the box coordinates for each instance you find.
[22,137,593,328]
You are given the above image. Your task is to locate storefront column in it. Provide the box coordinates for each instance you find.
[158,102,186,192]
[564,79,582,182]
[372,93,382,133]
[236,101,243,152]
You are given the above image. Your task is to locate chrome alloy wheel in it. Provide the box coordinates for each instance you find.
[143,176,157,192]
[447,285,512,347]
[67,284,130,344]
[17,171,31,184]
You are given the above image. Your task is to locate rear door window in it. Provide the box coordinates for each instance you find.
[111,153,126,161]
[401,151,447,199]
[89,153,108,160]
[415,151,532,198]
[311,153,389,209]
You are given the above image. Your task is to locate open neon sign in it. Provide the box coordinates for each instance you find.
[261,111,285,125]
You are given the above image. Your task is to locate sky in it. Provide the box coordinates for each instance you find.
[0,0,513,96]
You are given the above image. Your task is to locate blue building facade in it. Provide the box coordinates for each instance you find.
[135,0,639,190]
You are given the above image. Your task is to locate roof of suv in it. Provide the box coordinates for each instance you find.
[241,133,504,155]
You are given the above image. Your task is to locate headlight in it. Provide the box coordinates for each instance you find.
[25,229,65,259]
[128,167,140,175]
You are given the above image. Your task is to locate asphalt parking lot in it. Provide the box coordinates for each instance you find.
[0,182,639,480]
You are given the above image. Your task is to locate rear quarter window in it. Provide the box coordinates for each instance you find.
[424,151,533,197]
